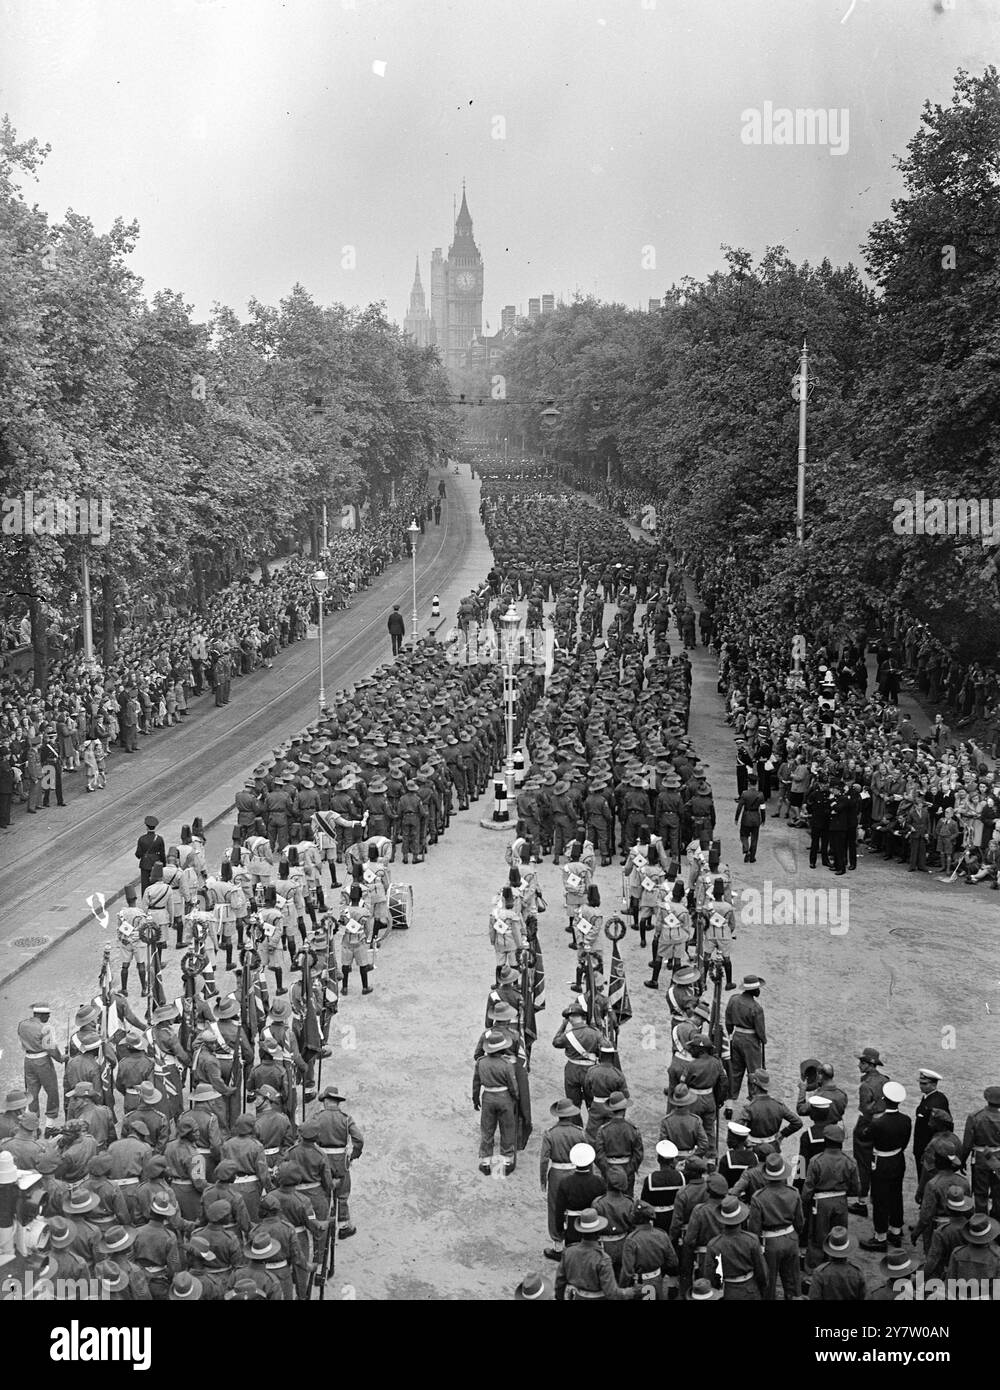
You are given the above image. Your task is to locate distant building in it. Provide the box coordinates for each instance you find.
[648,298,662,313]
[428,186,484,370]
[527,298,541,321]
[501,305,516,330]
[402,257,435,348]
[541,293,555,315]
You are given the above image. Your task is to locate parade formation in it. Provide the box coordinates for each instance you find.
[2,7,998,1339]
[2,449,998,1309]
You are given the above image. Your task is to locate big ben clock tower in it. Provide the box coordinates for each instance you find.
[442,185,483,370]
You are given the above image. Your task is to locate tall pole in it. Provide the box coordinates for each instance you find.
[796,338,808,547]
[409,521,419,644]
[317,590,326,713]
[322,502,328,554]
[505,662,515,804]
[81,545,94,662]
[791,338,808,689]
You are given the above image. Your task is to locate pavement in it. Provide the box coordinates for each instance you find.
[0,469,485,990]
[1,484,997,1299]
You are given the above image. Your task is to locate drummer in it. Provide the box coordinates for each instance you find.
[360,843,392,945]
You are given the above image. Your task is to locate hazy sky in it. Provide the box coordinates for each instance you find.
[2,0,996,329]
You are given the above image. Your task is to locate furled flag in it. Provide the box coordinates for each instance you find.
[608,937,632,1027]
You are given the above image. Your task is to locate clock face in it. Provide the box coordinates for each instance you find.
[455,271,476,293]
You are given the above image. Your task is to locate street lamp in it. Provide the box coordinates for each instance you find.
[408,519,420,645]
[500,602,520,811]
[311,569,329,713]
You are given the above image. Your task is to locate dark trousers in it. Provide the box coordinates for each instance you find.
[739,822,760,860]
[0,792,11,827]
[871,1153,905,1236]
[809,825,829,868]
[390,633,403,655]
[828,827,847,872]
[846,819,858,869]
[908,834,927,871]
[853,1137,874,1198]
[729,1034,763,1100]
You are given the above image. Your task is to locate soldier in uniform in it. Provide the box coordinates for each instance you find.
[658,1086,710,1159]
[593,1092,643,1197]
[848,1046,890,1219]
[801,1123,860,1269]
[717,1121,758,1188]
[541,1098,586,1262]
[724,975,766,1101]
[554,1209,639,1300]
[806,1225,866,1300]
[250,1192,298,1300]
[747,1153,803,1300]
[960,1084,1000,1218]
[859,1080,911,1252]
[924,1186,976,1279]
[164,1112,208,1220]
[313,1085,363,1238]
[552,1003,602,1110]
[702,1194,769,1300]
[912,1067,948,1178]
[667,1035,727,1151]
[620,1199,679,1300]
[796,1061,848,1125]
[17,1002,65,1133]
[473,1031,519,1176]
[739,1069,802,1159]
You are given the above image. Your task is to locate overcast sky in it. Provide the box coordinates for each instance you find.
[1,0,996,329]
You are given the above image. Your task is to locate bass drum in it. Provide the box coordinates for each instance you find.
[388,882,414,930]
